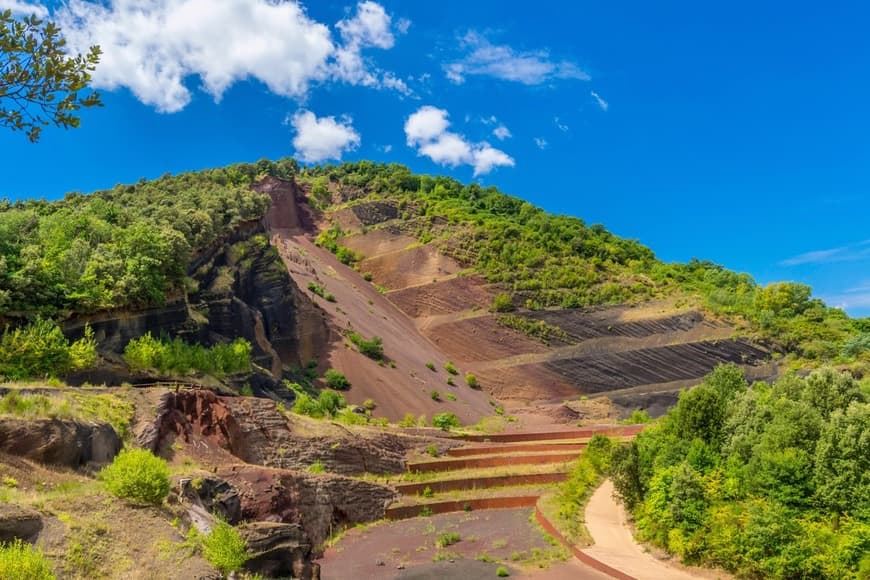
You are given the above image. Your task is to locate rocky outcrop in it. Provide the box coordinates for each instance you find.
[145,390,410,476]
[177,476,242,525]
[219,465,396,552]
[62,179,330,384]
[241,522,318,580]
[222,397,408,475]
[0,504,42,543]
[0,418,120,468]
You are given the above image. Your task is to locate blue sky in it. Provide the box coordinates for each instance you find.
[2,0,869,316]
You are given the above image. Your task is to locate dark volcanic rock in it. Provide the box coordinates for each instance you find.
[0,418,120,468]
[178,476,242,525]
[240,521,318,580]
[0,504,42,542]
[220,465,397,552]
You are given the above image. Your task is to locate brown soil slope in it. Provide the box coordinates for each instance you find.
[266,184,494,423]
[320,199,777,414]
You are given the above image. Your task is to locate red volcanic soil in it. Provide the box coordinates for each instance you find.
[270,227,495,424]
[318,508,610,579]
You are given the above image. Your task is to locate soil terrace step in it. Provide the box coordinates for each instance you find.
[395,471,568,496]
[385,495,540,520]
[407,451,581,473]
[446,442,587,457]
[456,424,644,443]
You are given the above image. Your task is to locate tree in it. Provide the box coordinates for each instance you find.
[1,10,101,142]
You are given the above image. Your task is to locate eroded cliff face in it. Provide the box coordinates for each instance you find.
[142,390,410,476]
[62,177,330,385]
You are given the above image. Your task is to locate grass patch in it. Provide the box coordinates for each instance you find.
[436,531,461,548]
[0,390,134,438]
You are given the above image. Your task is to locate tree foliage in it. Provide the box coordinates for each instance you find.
[610,364,870,578]
[0,10,101,142]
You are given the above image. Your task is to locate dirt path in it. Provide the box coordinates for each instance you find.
[583,480,708,580]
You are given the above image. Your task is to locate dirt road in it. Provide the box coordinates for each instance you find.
[582,480,706,580]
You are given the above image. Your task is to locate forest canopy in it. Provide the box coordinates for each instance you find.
[609,364,870,578]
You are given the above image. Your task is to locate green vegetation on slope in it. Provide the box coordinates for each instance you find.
[0,389,134,437]
[0,318,97,379]
[0,160,297,315]
[123,333,251,377]
[609,364,870,578]
[302,161,867,366]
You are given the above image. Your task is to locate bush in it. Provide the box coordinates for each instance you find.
[444,361,458,375]
[0,539,55,579]
[430,390,442,402]
[433,412,460,431]
[436,532,461,548]
[425,362,436,371]
[465,373,479,388]
[492,293,514,313]
[100,448,170,505]
[123,333,251,377]
[348,333,384,360]
[201,520,249,575]
[398,413,417,427]
[0,318,70,379]
[324,369,350,390]
[496,565,510,577]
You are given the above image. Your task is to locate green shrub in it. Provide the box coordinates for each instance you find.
[430,390,442,402]
[348,333,384,360]
[444,362,458,375]
[69,325,98,371]
[100,448,170,505]
[324,369,350,390]
[201,520,249,575]
[425,362,436,371]
[0,539,55,580]
[363,398,377,410]
[492,293,514,313]
[496,565,510,577]
[436,532,461,548]
[398,413,417,427]
[308,460,325,474]
[620,409,652,424]
[445,392,457,401]
[0,318,70,378]
[307,281,326,298]
[433,412,460,431]
[465,373,479,388]
[363,272,373,281]
[123,333,250,377]
[324,292,337,302]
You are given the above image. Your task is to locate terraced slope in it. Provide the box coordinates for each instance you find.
[265,179,494,424]
[332,200,777,413]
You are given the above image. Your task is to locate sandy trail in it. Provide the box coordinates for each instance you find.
[582,479,703,580]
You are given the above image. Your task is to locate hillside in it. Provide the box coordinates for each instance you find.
[0,159,867,417]
[0,159,868,579]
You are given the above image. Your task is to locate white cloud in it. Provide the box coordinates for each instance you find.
[591,90,609,111]
[534,137,548,150]
[554,117,569,132]
[780,240,870,266]
[291,109,360,163]
[405,105,451,144]
[493,125,511,140]
[405,105,514,176]
[445,31,588,85]
[0,0,47,16]
[53,0,408,113]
